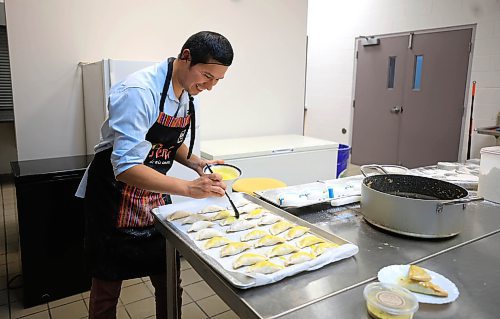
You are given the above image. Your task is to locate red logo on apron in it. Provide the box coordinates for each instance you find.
[148,143,174,165]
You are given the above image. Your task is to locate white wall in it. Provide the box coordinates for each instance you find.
[307,0,500,160]
[12,0,498,164]
[5,0,307,161]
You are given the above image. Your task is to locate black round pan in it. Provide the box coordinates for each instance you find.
[360,165,482,238]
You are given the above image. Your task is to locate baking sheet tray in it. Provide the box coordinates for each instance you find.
[153,193,358,289]
[255,175,364,208]
[255,162,479,209]
[410,163,479,190]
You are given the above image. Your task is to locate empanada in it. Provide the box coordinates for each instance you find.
[200,205,225,214]
[241,229,268,242]
[181,214,208,225]
[167,210,191,221]
[269,220,294,235]
[188,220,214,232]
[254,235,285,248]
[238,203,261,214]
[244,208,267,220]
[232,253,268,269]
[220,242,252,257]
[400,278,448,297]
[194,228,223,241]
[203,236,232,249]
[310,242,339,256]
[246,261,284,275]
[226,220,258,233]
[285,251,316,266]
[236,199,251,207]
[267,243,298,257]
[219,216,237,226]
[210,210,232,221]
[258,214,282,226]
[408,265,432,282]
[284,226,310,240]
[296,235,325,248]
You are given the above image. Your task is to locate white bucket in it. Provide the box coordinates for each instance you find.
[478,146,500,204]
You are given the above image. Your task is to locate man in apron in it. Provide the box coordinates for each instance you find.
[76,31,233,319]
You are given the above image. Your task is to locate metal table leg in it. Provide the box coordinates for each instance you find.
[166,238,179,319]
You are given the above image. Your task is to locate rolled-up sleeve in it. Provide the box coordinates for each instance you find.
[108,86,156,177]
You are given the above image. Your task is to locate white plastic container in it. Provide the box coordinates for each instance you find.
[478,146,500,204]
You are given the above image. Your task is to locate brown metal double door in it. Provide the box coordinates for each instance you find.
[351,28,472,168]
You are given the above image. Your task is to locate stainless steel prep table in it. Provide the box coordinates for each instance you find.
[154,200,500,319]
[280,231,500,319]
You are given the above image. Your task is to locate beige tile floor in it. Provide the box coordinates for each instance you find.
[0,178,239,319]
[0,163,361,319]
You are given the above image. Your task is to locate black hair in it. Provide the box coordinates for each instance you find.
[178,31,234,67]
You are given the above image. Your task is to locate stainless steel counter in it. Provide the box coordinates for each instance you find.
[280,231,500,319]
[154,199,500,319]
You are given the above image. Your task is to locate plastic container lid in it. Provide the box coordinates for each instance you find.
[363,282,419,318]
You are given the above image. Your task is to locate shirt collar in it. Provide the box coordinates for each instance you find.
[166,79,190,105]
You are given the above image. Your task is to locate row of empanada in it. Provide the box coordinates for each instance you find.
[239,225,310,241]
[187,216,285,236]
[194,224,330,249]
[207,218,295,235]
[200,208,258,222]
[199,231,340,275]
[201,233,339,261]
[179,210,288,244]
[218,212,282,227]
[166,209,227,223]
[199,211,289,234]
[240,245,338,274]
[234,251,317,269]
[199,202,275,219]
[167,202,342,277]
[232,249,317,274]
[167,208,239,224]
[168,204,283,234]
[198,200,256,215]
[203,232,338,254]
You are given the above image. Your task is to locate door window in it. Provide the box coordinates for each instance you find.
[412,55,424,90]
[387,56,396,89]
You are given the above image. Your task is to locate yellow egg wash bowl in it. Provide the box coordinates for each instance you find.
[204,164,241,181]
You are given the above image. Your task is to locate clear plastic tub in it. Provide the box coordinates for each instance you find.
[478,146,500,204]
[363,282,419,319]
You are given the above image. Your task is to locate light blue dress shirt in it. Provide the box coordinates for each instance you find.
[76,59,198,198]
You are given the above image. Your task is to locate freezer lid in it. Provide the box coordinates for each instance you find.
[201,134,339,160]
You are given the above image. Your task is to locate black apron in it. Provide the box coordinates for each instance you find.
[84,58,195,280]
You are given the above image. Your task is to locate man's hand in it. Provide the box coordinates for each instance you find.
[190,157,225,176]
[187,173,226,198]
[175,143,225,176]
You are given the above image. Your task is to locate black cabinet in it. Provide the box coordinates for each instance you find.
[11,155,93,308]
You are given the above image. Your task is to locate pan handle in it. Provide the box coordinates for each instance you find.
[436,196,484,213]
[360,164,389,177]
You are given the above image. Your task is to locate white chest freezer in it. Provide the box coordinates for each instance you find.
[201,135,339,186]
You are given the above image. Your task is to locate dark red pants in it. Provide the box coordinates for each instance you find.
[88,273,182,319]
